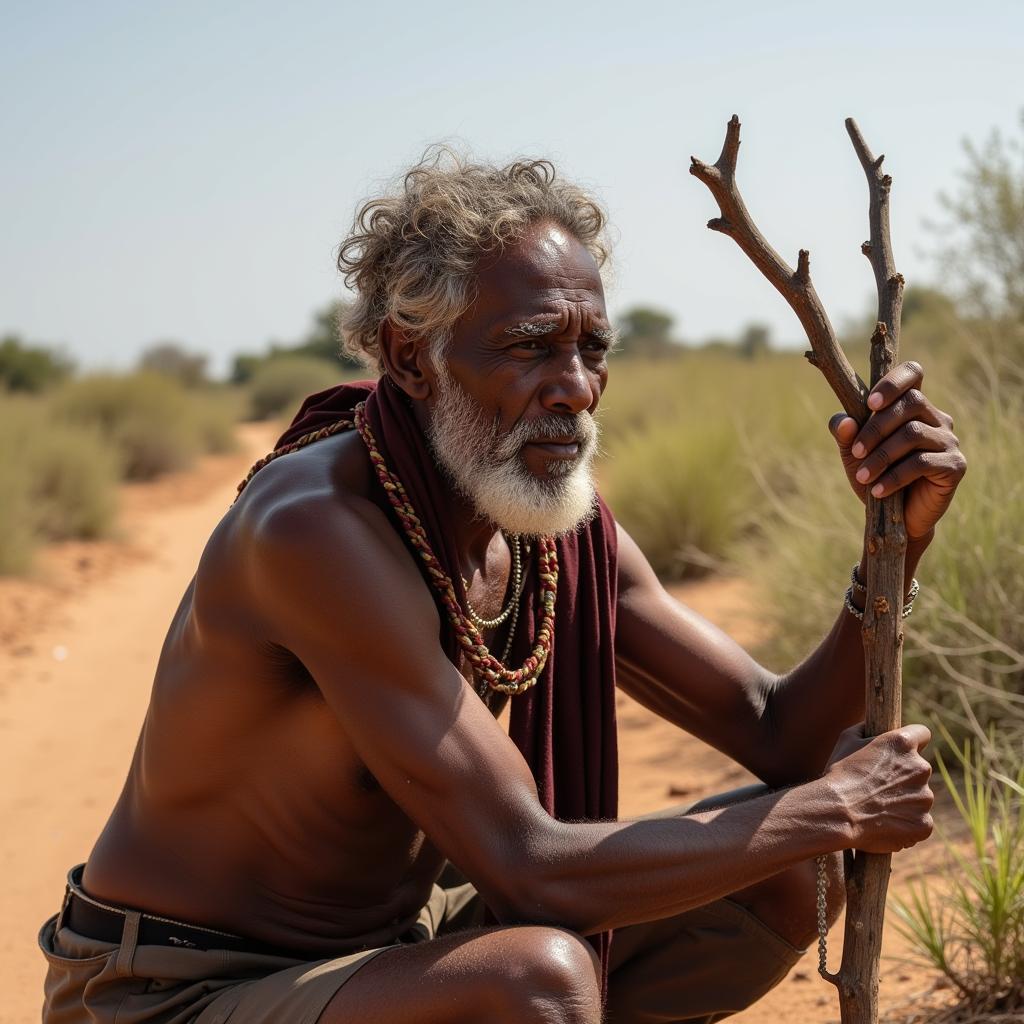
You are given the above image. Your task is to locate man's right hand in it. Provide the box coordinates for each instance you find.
[823,723,935,854]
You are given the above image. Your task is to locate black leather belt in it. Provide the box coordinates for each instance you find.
[63,884,306,959]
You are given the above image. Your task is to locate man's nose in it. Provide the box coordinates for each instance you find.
[539,351,597,416]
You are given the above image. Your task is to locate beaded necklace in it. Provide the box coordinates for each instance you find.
[463,534,521,630]
[235,401,558,697]
[464,534,524,698]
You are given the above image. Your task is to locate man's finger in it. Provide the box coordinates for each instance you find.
[852,390,944,457]
[867,360,924,411]
[867,450,966,499]
[853,423,949,486]
[828,413,859,447]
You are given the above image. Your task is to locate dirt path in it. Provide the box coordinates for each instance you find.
[0,432,945,1022]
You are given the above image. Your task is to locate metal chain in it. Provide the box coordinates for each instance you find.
[477,543,526,699]
[479,587,522,698]
[816,854,833,979]
[463,534,523,629]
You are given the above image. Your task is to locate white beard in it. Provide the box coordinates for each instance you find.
[425,366,599,538]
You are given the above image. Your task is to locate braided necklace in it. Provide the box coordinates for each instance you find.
[354,404,557,695]
[236,402,558,697]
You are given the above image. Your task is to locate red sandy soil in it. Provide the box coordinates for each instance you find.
[0,423,954,1022]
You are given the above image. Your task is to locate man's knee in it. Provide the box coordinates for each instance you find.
[732,852,845,950]
[490,926,602,1024]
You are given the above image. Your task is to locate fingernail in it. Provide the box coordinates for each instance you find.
[856,467,870,483]
[868,392,883,410]
[871,483,884,497]
[852,442,866,458]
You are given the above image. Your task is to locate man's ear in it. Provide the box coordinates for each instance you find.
[378,320,433,401]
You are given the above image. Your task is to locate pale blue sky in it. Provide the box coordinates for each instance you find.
[2,0,1021,375]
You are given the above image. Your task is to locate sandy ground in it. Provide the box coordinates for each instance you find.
[0,423,951,1022]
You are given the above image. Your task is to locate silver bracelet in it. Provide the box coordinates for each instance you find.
[850,563,867,594]
[844,577,920,621]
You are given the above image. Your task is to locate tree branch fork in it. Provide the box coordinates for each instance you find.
[691,115,910,1024]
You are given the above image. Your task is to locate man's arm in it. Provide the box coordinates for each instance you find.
[615,522,910,788]
[243,487,931,936]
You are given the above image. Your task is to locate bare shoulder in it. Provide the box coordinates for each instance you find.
[188,430,437,635]
[231,430,439,637]
[233,428,377,538]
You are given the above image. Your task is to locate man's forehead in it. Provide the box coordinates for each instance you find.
[472,221,607,324]
[480,221,600,281]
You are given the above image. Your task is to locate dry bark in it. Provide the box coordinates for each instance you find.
[691,116,909,1024]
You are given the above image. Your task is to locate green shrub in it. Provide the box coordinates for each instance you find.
[900,387,1024,749]
[0,397,118,573]
[743,353,1024,755]
[0,335,74,393]
[245,356,342,421]
[27,425,119,540]
[0,454,40,574]
[598,350,836,578]
[189,388,243,455]
[891,734,1024,1017]
[601,332,1022,753]
[0,373,245,574]
[52,372,241,480]
[137,342,208,387]
[601,414,753,577]
[54,373,199,480]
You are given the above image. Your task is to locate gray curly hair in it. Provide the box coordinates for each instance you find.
[336,147,611,373]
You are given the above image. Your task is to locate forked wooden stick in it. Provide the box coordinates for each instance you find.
[691,116,908,1024]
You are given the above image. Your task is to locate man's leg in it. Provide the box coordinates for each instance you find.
[317,924,602,1024]
[605,786,846,1023]
[683,784,846,951]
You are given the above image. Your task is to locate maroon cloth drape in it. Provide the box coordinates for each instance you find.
[278,378,619,983]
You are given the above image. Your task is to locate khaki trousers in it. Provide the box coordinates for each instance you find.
[40,862,803,1024]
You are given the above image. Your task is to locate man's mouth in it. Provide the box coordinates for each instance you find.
[524,439,581,459]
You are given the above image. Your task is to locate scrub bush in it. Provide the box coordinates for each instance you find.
[598,350,836,578]
[0,454,42,575]
[601,414,753,577]
[0,398,118,573]
[601,331,1022,755]
[744,343,1024,756]
[189,388,243,455]
[53,372,239,481]
[0,374,245,572]
[245,356,343,421]
[0,334,74,393]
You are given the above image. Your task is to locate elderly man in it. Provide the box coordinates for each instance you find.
[40,154,965,1024]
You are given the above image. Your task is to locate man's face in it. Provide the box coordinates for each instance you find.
[423,220,613,538]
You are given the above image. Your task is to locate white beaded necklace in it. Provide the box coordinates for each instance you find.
[462,534,526,698]
[462,533,522,629]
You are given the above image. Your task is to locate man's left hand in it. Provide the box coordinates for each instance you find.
[828,360,966,540]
